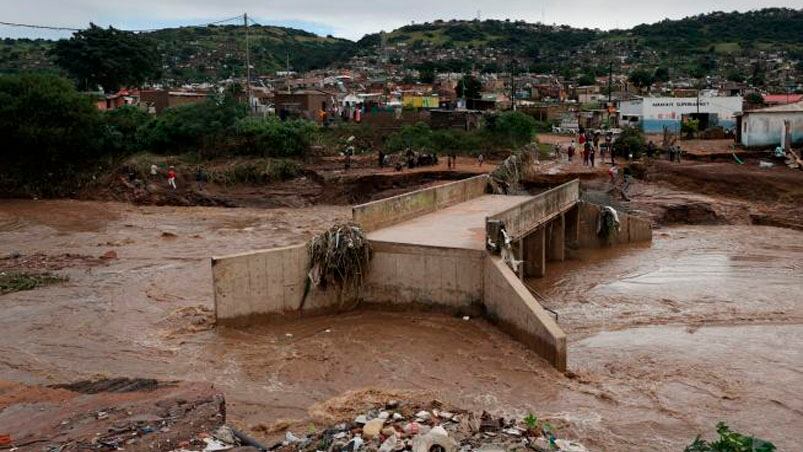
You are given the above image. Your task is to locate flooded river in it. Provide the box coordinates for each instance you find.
[0,201,800,450]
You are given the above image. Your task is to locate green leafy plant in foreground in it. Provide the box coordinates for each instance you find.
[524,413,539,430]
[685,422,775,452]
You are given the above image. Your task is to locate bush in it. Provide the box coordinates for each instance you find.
[490,111,537,148]
[612,127,646,159]
[101,105,150,154]
[206,159,301,185]
[385,122,436,152]
[138,95,246,154]
[681,118,700,138]
[234,116,318,157]
[0,73,105,195]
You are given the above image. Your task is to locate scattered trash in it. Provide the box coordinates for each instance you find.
[758,160,774,169]
[362,419,384,438]
[284,333,293,338]
[462,316,470,321]
[354,414,368,425]
[257,401,587,452]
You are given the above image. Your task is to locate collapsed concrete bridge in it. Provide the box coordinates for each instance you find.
[211,175,652,371]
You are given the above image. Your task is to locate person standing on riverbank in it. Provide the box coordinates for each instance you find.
[167,166,177,190]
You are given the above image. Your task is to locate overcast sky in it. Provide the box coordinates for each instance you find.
[1,1,800,41]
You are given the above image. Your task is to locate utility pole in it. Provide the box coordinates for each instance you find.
[607,61,613,126]
[286,52,291,94]
[244,13,252,112]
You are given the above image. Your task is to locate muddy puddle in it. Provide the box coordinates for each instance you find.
[0,201,801,450]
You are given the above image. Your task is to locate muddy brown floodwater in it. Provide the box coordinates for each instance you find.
[0,200,801,451]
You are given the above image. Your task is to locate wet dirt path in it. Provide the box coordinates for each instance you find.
[1,201,801,450]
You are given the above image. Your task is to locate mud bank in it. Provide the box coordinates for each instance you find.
[0,202,801,450]
[0,379,225,450]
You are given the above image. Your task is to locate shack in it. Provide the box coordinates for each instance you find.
[274,89,337,122]
[736,101,803,148]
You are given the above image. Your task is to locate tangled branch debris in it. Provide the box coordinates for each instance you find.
[489,150,534,195]
[305,223,372,307]
[596,206,621,244]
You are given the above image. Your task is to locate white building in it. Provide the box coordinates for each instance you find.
[736,101,803,148]
[619,95,742,133]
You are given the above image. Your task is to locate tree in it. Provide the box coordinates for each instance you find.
[0,73,105,194]
[628,69,654,90]
[419,67,435,84]
[455,75,482,100]
[653,67,670,83]
[577,73,596,86]
[744,92,765,105]
[53,24,160,92]
[612,127,646,159]
[726,70,746,83]
[491,111,537,147]
[138,94,247,155]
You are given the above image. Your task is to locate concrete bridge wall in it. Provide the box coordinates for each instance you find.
[484,256,566,371]
[353,174,489,232]
[576,201,653,248]
[487,179,579,240]
[360,242,485,312]
[212,244,339,324]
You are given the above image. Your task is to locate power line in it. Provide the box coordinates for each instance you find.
[0,15,245,34]
[0,21,79,32]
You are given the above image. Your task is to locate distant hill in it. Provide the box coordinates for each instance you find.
[1,8,800,83]
[0,24,355,82]
[355,8,803,76]
[148,24,354,81]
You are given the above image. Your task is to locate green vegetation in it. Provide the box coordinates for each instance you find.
[0,271,67,295]
[53,24,160,92]
[685,422,775,452]
[0,73,319,196]
[385,112,537,155]
[235,117,318,158]
[206,159,301,185]
[628,68,655,90]
[139,95,247,154]
[612,127,646,159]
[681,118,701,139]
[455,75,482,100]
[0,73,106,196]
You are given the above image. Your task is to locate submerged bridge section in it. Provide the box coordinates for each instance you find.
[212,175,652,372]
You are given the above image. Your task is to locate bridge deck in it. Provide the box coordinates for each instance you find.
[367,194,532,250]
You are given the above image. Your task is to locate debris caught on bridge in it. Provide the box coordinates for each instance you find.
[489,150,534,195]
[597,206,621,243]
[304,223,372,308]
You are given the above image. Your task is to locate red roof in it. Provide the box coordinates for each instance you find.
[762,94,803,105]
